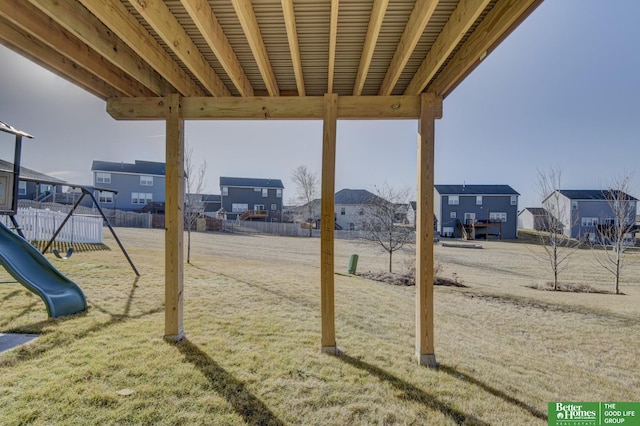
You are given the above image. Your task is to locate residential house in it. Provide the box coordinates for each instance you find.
[0,159,66,203]
[220,177,284,221]
[542,189,638,243]
[186,193,222,218]
[435,184,520,239]
[91,160,166,211]
[334,189,386,231]
[518,207,553,231]
[407,201,417,227]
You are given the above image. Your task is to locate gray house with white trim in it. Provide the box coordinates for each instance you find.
[542,189,637,242]
[435,184,519,239]
[220,177,284,221]
[91,160,166,211]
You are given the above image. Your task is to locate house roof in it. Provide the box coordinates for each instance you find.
[202,194,221,202]
[519,207,548,216]
[434,184,520,196]
[335,189,384,205]
[0,2,542,103]
[410,201,417,210]
[556,189,638,201]
[220,177,284,189]
[0,159,66,184]
[91,160,166,176]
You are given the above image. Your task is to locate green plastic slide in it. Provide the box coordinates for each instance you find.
[0,221,86,318]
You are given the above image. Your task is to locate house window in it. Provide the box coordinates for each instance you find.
[603,218,616,226]
[586,232,596,242]
[254,204,264,211]
[448,196,459,205]
[18,181,27,195]
[581,217,598,227]
[96,172,111,184]
[232,203,248,213]
[442,227,454,237]
[340,207,346,215]
[489,212,507,222]
[510,195,517,206]
[572,200,578,210]
[464,212,476,224]
[222,187,228,196]
[140,175,153,186]
[271,204,277,211]
[262,188,268,197]
[450,211,457,219]
[98,191,113,203]
[132,193,152,204]
[476,196,482,205]
[276,189,282,198]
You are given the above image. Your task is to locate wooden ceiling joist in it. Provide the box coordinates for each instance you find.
[0,1,145,98]
[26,0,173,97]
[353,0,389,96]
[281,0,305,96]
[126,0,230,97]
[231,0,280,97]
[404,0,491,96]
[0,18,124,99]
[327,0,339,94]
[378,0,439,96]
[181,0,253,97]
[78,0,204,97]
[428,0,544,97]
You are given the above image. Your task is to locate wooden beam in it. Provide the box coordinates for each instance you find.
[127,0,230,97]
[353,0,389,96]
[327,0,339,94]
[0,0,150,98]
[231,0,280,96]
[281,0,305,96]
[0,17,123,100]
[27,0,172,96]
[320,93,338,354]
[415,93,441,368]
[404,0,490,95]
[164,93,185,342]
[79,0,204,97]
[378,0,439,96]
[428,0,543,97]
[107,95,422,120]
[181,0,253,97]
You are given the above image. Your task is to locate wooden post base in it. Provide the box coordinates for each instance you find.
[416,353,437,368]
[163,333,184,343]
[321,345,338,355]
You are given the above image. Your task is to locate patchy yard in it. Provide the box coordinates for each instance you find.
[0,229,638,425]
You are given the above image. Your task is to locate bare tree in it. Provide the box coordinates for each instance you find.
[537,167,581,290]
[291,165,319,237]
[363,183,414,273]
[185,142,207,264]
[591,175,637,294]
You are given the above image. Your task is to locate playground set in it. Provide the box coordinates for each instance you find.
[0,120,138,318]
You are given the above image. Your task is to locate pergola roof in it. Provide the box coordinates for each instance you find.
[0,0,541,104]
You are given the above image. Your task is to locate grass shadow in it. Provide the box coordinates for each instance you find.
[337,352,488,425]
[174,338,285,426]
[439,364,548,421]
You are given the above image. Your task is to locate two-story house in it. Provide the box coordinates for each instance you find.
[220,177,284,221]
[435,184,519,239]
[0,159,66,203]
[91,160,166,211]
[334,189,386,231]
[542,189,638,243]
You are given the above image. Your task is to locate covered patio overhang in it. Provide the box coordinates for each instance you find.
[0,0,543,367]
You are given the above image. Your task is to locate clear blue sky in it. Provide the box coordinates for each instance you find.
[0,0,638,208]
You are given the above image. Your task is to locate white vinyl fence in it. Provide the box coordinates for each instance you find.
[1,208,103,243]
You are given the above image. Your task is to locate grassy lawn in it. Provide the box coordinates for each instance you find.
[1,228,638,425]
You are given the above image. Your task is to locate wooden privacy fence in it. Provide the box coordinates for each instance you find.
[1,208,103,243]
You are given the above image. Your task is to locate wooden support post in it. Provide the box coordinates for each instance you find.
[416,93,441,367]
[164,93,185,342]
[320,93,338,354]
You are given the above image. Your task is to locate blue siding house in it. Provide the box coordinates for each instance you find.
[220,177,284,221]
[435,184,520,239]
[543,189,638,243]
[91,160,166,211]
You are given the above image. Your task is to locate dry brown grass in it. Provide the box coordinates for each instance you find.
[0,229,638,425]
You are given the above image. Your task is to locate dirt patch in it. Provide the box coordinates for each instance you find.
[357,271,467,287]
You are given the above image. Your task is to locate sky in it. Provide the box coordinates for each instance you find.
[0,0,639,208]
